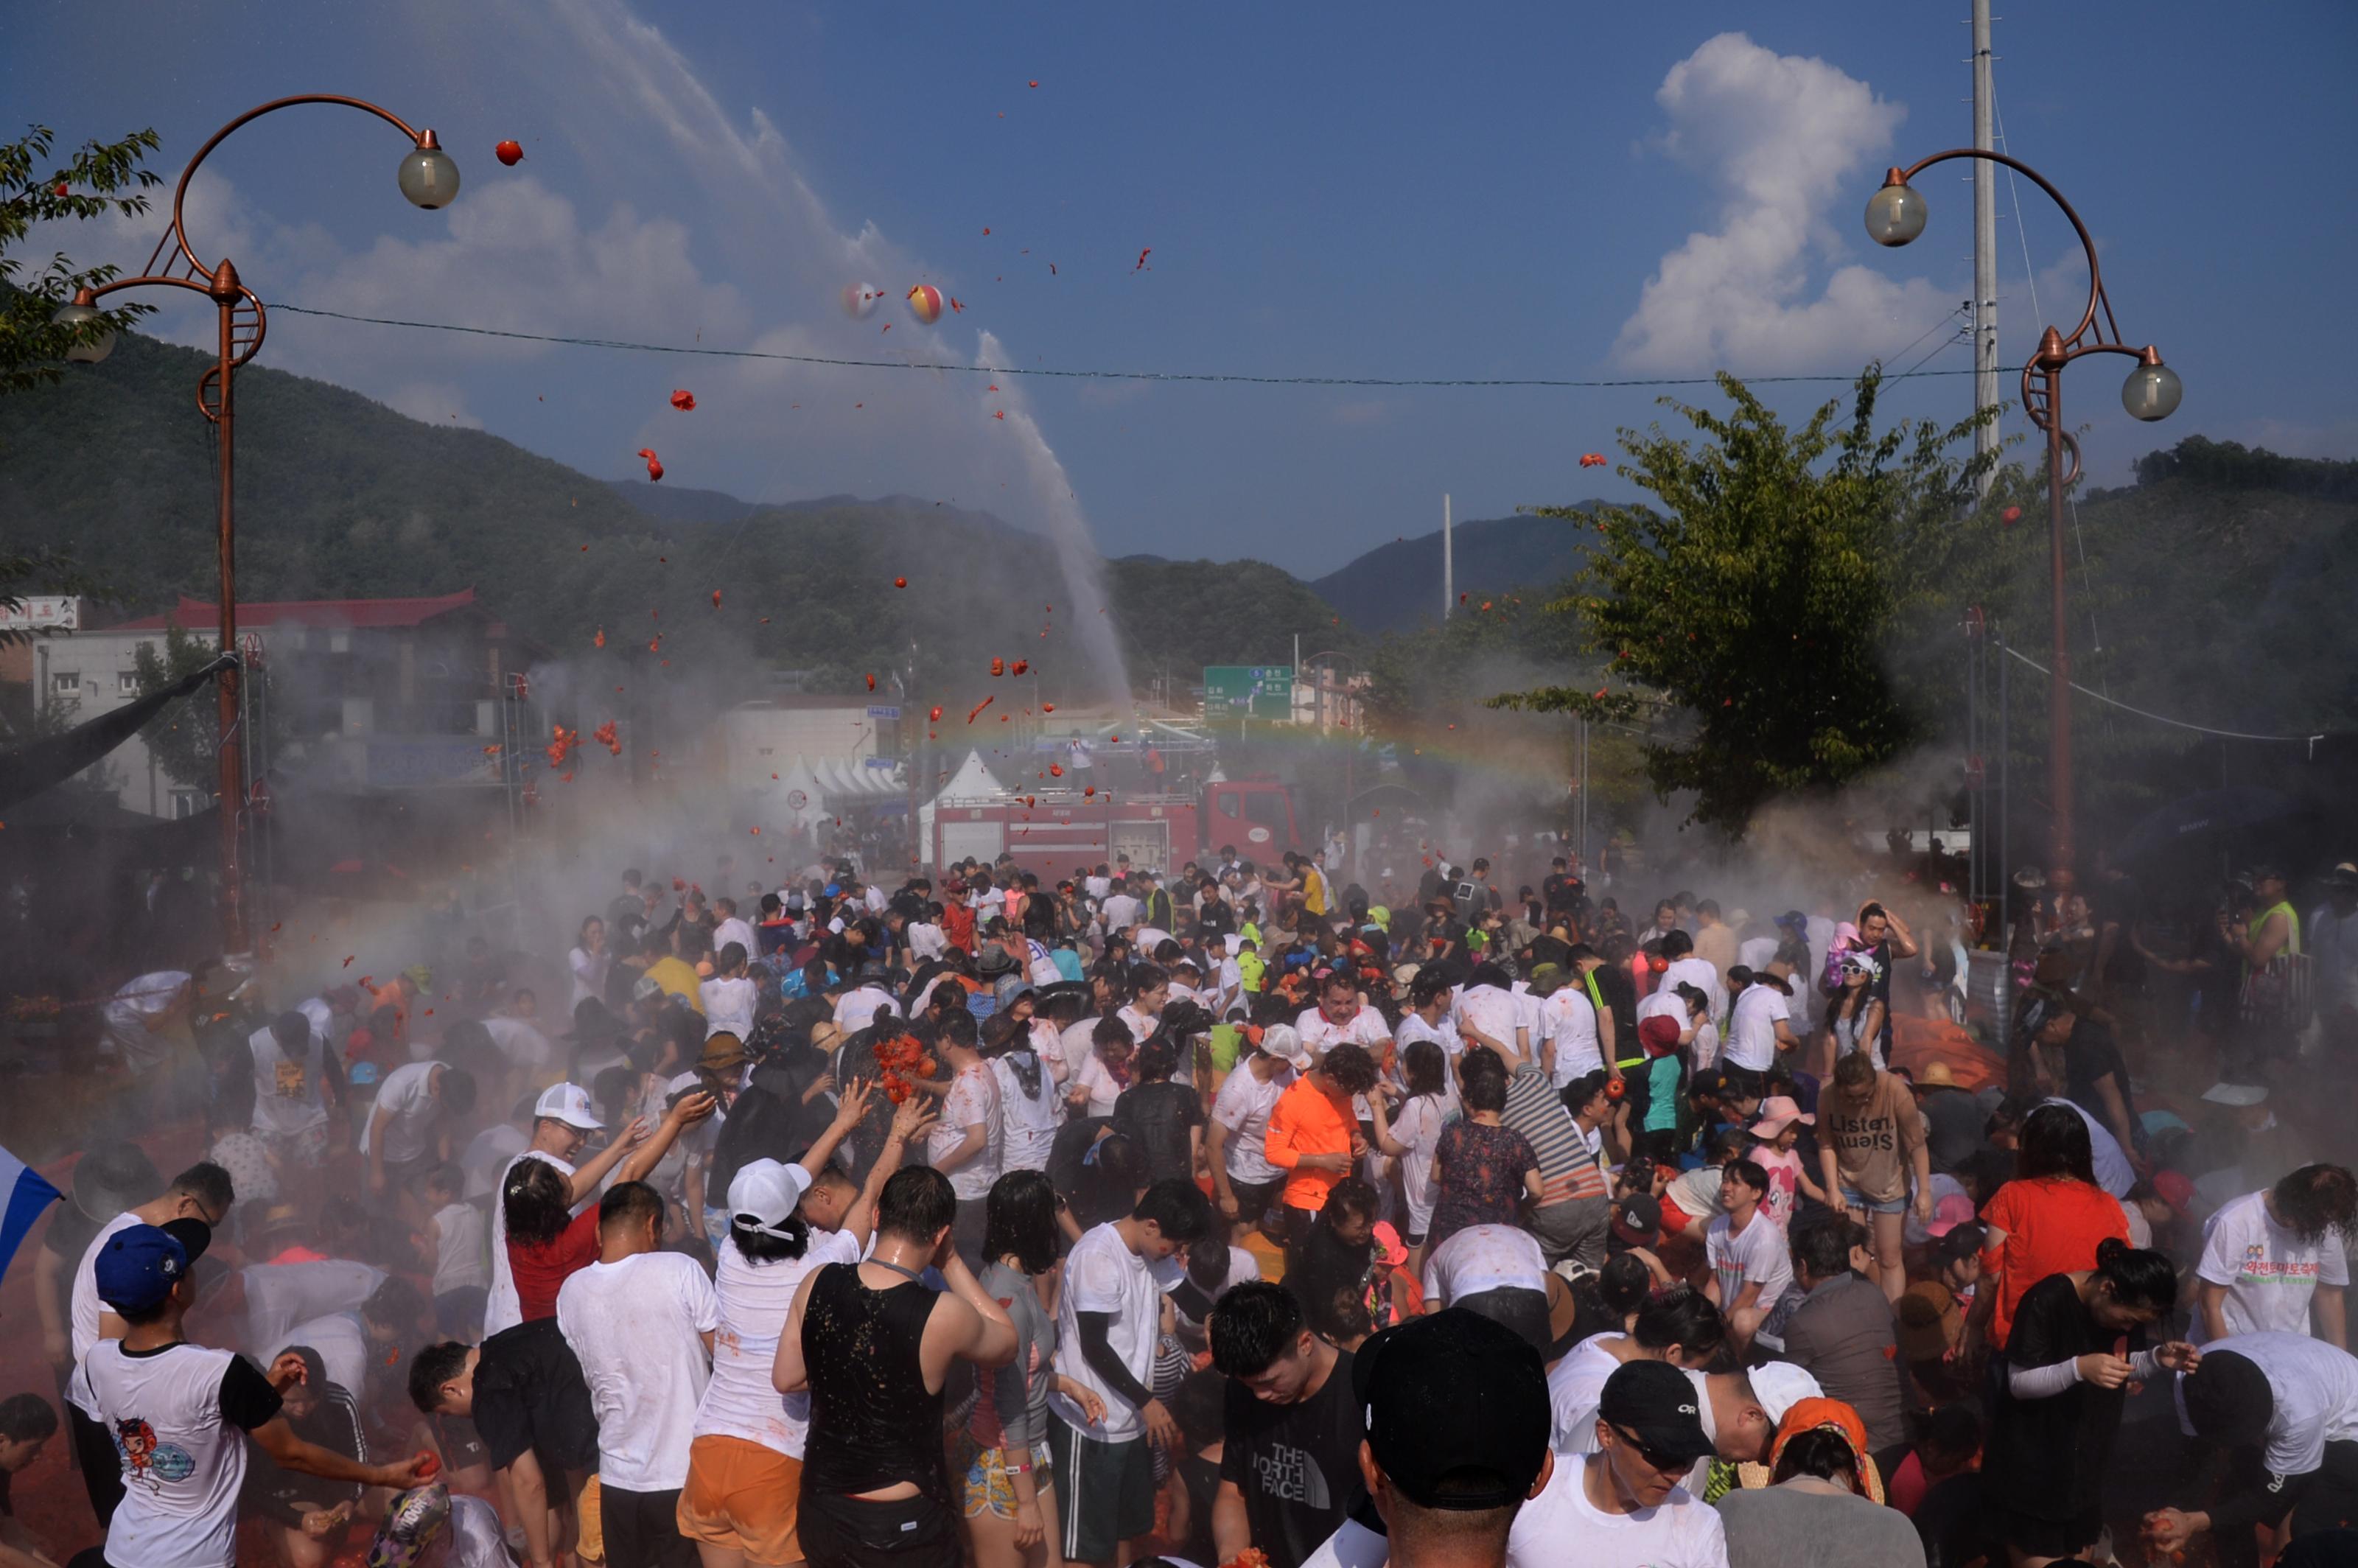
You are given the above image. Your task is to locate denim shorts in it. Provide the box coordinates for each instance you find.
[1841,1188,1908,1217]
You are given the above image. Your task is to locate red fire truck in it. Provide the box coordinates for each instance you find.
[925,777,1306,877]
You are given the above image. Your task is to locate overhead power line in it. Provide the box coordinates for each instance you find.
[265,301,1985,392]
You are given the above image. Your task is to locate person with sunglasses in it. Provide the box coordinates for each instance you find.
[1506,1358,1729,1566]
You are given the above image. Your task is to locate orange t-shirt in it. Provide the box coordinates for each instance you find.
[1264,1076,1354,1212]
[1979,1176,2130,1348]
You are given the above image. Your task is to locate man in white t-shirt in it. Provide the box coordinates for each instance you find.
[65,1160,234,1525]
[830,981,899,1037]
[928,1012,1004,1265]
[1050,1179,1214,1568]
[556,1180,719,1568]
[1538,972,1604,1089]
[1422,1224,1549,1311]
[2197,1166,2355,1345]
[362,1060,477,1200]
[1513,1359,1727,1567]
[1208,1027,1306,1240]
[71,1219,425,1568]
[1704,1161,1788,1356]
[1721,974,1795,1077]
[1659,931,1723,1031]
[248,1012,335,1170]
[1295,976,1393,1057]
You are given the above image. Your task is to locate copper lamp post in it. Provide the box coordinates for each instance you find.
[53,97,458,952]
[1865,151,2180,876]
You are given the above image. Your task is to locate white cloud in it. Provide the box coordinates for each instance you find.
[1614,32,1959,374]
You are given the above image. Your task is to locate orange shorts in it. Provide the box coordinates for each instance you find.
[676,1435,802,1564]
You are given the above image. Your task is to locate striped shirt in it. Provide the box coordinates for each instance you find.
[1501,1063,1605,1207]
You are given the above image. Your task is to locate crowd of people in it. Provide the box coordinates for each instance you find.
[25,841,2358,1568]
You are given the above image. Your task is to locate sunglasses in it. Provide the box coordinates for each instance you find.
[1610,1424,1695,1475]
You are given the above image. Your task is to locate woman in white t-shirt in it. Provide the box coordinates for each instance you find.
[1368,1038,1454,1261]
[683,1088,913,1563]
[568,917,611,1012]
[248,1012,335,1169]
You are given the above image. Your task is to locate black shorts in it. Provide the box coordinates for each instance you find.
[797,1488,962,1568]
[472,1317,598,1476]
[1228,1174,1285,1225]
[600,1483,697,1568]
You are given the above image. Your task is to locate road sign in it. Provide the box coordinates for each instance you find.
[1203,665,1292,720]
[866,705,901,719]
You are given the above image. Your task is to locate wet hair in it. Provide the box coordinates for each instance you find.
[1134,1177,1214,1243]
[364,1276,428,1331]
[1832,1049,1878,1091]
[1772,1426,1859,1487]
[1167,1369,1228,1453]
[2091,1236,2178,1312]
[434,1065,478,1117]
[2016,1104,2098,1186]
[168,1161,235,1217]
[1319,1042,1379,1096]
[1136,1039,1178,1082]
[600,1180,666,1238]
[407,1341,473,1413]
[982,1169,1060,1276]
[0,1392,57,1443]
[1920,1401,1981,1463]
[878,1166,957,1245]
[423,1163,463,1200]
[1597,1253,1653,1319]
[1723,1158,1771,1197]
[280,1345,330,1395]
[2271,1164,2358,1245]
[1631,1286,1726,1362]
[1093,1013,1135,1051]
[1561,1069,1610,1116]
[1400,1038,1447,1099]
[1661,929,1694,959]
[502,1158,575,1249]
[1791,1215,1856,1281]
[1463,1070,1508,1115]
[731,1202,809,1263]
[1208,1281,1307,1378]
[1323,1177,1381,1229]
[1130,963,1169,995]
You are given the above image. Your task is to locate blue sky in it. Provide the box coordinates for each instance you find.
[9,1,2354,574]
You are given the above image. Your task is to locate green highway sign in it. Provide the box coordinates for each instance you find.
[1203,665,1294,719]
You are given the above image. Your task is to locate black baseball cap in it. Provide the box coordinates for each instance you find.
[1595,1359,1715,1466]
[1354,1308,1550,1511]
[1611,1194,1663,1248]
[2180,1351,2275,1448]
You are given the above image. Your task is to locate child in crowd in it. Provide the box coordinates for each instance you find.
[1745,1094,1829,1232]
[421,1163,488,1340]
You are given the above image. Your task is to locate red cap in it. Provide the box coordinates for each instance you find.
[2152,1168,2197,1222]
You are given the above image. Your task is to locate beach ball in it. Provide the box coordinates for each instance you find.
[906,284,943,325]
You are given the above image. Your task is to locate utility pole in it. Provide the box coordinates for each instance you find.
[1442,494,1454,620]
[1971,0,2000,495]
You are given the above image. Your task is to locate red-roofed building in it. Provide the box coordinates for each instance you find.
[27,588,545,816]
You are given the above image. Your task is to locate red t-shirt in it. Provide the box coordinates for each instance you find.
[509,1206,601,1322]
[1979,1176,2130,1348]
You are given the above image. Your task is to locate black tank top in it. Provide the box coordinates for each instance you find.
[802,1261,950,1503]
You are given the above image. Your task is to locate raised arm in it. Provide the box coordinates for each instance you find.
[843,1097,936,1247]
[615,1092,719,1186]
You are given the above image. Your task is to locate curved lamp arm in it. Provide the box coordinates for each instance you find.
[150,94,439,279]
[1886,149,2113,351]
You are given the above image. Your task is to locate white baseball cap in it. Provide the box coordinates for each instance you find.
[1259,1023,1313,1072]
[727,1159,814,1239]
[1748,1362,1824,1427]
[533,1082,605,1131]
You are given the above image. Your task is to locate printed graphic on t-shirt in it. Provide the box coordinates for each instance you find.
[114,1417,196,1488]
[1251,1441,1334,1511]
[274,1060,307,1098]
